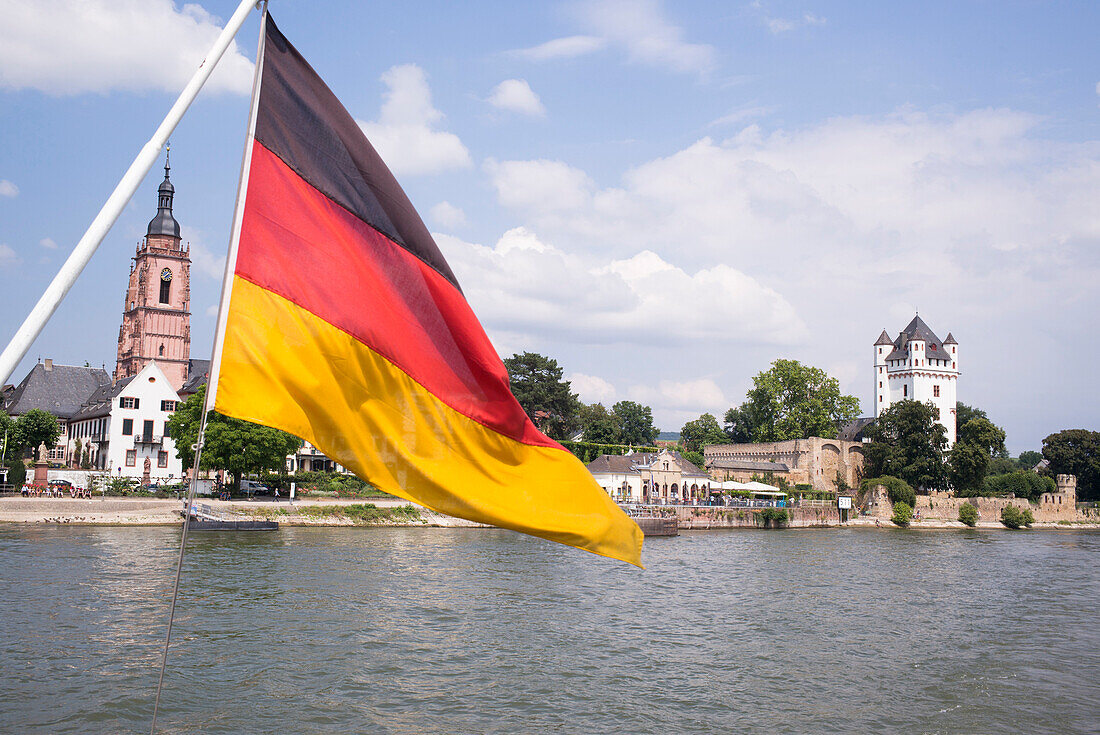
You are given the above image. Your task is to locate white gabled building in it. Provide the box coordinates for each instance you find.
[69,361,184,482]
[873,315,959,446]
[586,449,711,504]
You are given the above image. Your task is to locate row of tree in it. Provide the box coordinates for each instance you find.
[863,399,1099,501]
[0,408,63,460]
[503,352,660,445]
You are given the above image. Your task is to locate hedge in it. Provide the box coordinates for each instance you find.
[561,441,659,464]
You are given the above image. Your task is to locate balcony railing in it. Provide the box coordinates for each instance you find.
[133,434,163,446]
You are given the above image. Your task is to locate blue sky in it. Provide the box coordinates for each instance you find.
[1,0,1098,452]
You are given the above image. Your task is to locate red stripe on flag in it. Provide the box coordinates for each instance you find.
[235,141,556,450]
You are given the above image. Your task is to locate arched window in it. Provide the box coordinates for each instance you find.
[158,345,165,357]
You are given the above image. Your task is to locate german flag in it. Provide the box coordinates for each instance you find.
[211,15,642,566]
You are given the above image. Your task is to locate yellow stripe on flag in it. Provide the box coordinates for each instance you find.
[214,277,644,566]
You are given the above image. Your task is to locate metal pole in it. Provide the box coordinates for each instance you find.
[149,6,267,732]
[0,0,261,387]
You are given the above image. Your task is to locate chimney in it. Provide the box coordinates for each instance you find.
[44,358,53,372]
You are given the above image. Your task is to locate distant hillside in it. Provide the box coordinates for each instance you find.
[657,431,680,441]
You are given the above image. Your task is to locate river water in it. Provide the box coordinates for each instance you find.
[0,525,1096,734]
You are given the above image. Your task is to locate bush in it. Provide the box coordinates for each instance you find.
[267,471,390,498]
[862,476,916,508]
[980,472,1056,501]
[5,460,27,488]
[1000,505,1034,529]
[759,507,789,527]
[958,503,979,527]
[891,501,913,527]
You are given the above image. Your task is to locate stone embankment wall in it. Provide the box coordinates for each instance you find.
[865,477,1088,523]
[668,505,840,529]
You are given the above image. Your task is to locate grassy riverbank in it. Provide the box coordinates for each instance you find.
[248,502,424,525]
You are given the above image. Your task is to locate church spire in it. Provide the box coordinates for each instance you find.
[146,147,180,239]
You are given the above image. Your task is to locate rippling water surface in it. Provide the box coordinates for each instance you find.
[0,526,1096,734]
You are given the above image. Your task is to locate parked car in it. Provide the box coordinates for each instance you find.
[240,479,271,497]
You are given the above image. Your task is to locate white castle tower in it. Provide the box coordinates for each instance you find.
[873,315,959,446]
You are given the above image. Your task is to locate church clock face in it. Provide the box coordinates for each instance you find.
[161,268,172,282]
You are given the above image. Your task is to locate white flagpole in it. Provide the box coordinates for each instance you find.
[0,0,260,387]
[150,5,268,731]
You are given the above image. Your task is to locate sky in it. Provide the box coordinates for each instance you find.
[1,0,1098,453]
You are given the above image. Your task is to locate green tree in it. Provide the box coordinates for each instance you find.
[958,503,979,527]
[0,411,16,461]
[681,449,707,470]
[949,418,1007,495]
[891,501,913,527]
[166,386,303,491]
[726,359,861,442]
[955,402,988,430]
[864,400,948,491]
[612,400,659,446]
[15,409,61,455]
[503,352,581,440]
[1000,505,1033,529]
[981,471,1055,501]
[722,403,758,443]
[680,413,727,453]
[577,403,620,444]
[1042,429,1100,501]
[1016,450,1043,469]
[956,403,1009,458]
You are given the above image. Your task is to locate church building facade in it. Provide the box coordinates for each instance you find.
[874,315,959,446]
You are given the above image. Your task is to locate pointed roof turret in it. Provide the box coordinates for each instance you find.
[146,147,180,239]
[875,329,893,346]
[943,332,957,345]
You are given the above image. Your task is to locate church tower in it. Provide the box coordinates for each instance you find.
[115,149,191,390]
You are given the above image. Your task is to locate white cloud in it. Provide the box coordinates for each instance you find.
[575,0,716,75]
[749,2,827,34]
[708,104,776,127]
[488,79,546,117]
[357,64,471,176]
[38,237,57,249]
[627,378,728,418]
[188,239,225,280]
[0,0,253,95]
[429,201,467,229]
[0,180,18,197]
[509,35,607,61]
[437,227,806,347]
[484,108,1100,303]
[484,158,593,211]
[0,244,19,266]
[205,304,218,317]
[569,373,618,404]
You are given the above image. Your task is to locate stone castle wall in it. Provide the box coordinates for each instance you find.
[705,437,865,493]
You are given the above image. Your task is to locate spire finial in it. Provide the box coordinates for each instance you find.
[165,143,171,178]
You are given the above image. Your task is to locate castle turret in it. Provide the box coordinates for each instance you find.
[874,329,892,417]
[876,315,959,446]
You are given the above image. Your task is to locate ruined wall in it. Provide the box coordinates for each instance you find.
[670,505,841,529]
[865,484,1081,523]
